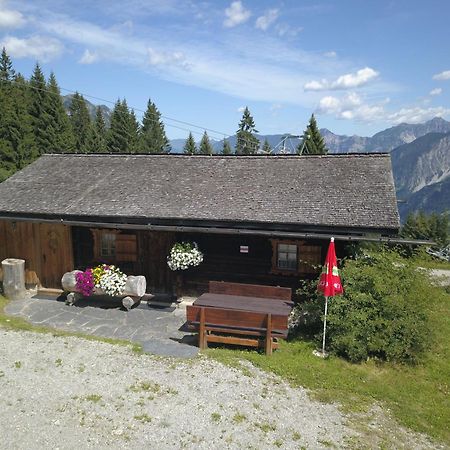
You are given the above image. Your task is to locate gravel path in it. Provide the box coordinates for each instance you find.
[0,329,443,449]
[0,329,352,449]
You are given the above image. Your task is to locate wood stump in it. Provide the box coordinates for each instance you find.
[2,258,26,300]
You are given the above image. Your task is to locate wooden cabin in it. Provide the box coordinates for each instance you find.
[0,154,400,294]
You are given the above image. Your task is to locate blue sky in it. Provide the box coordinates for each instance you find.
[1,0,449,141]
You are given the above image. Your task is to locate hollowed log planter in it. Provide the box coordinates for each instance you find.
[61,270,146,311]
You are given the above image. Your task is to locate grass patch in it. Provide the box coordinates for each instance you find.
[84,394,102,403]
[412,256,450,270]
[292,431,301,441]
[232,413,246,424]
[0,295,142,353]
[129,381,161,394]
[14,361,22,369]
[254,422,276,433]
[134,413,152,423]
[210,412,221,423]
[205,282,450,445]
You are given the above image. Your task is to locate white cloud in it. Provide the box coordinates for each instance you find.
[304,67,379,91]
[432,70,450,81]
[0,7,25,29]
[237,106,245,113]
[0,35,63,62]
[26,9,392,108]
[270,103,282,112]
[388,106,450,124]
[224,1,251,28]
[275,23,302,37]
[255,9,278,31]
[429,87,442,96]
[318,92,385,122]
[78,49,98,64]
[324,51,336,58]
[147,47,190,69]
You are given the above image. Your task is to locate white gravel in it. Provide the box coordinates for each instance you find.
[0,329,352,449]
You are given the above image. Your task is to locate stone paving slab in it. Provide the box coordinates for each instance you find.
[4,294,199,358]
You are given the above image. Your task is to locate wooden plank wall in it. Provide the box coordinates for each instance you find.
[0,220,73,289]
[179,233,324,293]
[138,230,175,293]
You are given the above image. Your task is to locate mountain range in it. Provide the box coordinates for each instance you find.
[62,96,449,221]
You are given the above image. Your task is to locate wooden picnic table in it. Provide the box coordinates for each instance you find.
[193,292,293,316]
[187,286,294,354]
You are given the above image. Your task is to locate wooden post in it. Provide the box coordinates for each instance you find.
[199,307,207,349]
[2,258,26,300]
[265,313,273,356]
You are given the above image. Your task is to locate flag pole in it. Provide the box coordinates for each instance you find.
[322,296,328,355]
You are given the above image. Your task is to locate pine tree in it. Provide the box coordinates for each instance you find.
[86,107,107,153]
[222,139,232,155]
[107,99,131,153]
[28,63,56,157]
[183,132,197,155]
[198,131,213,155]
[235,107,259,155]
[128,109,140,153]
[261,138,272,155]
[0,47,15,82]
[0,49,19,176]
[297,114,328,155]
[68,92,91,153]
[138,99,170,153]
[11,73,36,169]
[47,73,75,153]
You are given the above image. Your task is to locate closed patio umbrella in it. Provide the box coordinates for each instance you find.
[316,237,343,357]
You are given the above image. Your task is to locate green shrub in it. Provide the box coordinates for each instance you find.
[292,248,431,363]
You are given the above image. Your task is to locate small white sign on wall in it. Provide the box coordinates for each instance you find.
[240,245,249,254]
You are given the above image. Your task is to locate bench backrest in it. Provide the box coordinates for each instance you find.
[209,281,291,301]
[186,304,288,333]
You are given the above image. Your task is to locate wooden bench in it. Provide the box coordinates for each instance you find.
[208,281,292,301]
[186,305,288,355]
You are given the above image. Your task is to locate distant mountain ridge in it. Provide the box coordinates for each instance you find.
[390,131,450,218]
[169,117,450,155]
[322,117,450,153]
[63,95,111,126]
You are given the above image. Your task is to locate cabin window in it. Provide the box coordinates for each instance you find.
[100,233,116,258]
[277,244,297,271]
[270,239,322,275]
[91,229,137,262]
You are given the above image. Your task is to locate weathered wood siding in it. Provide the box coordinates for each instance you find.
[178,233,325,293]
[137,230,175,293]
[0,220,73,288]
[71,227,175,293]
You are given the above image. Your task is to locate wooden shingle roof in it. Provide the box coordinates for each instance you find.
[0,154,400,232]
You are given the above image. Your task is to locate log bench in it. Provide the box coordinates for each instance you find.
[61,270,146,311]
[186,281,293,355]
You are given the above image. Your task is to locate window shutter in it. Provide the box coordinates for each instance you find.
[116,234,137,262]
[299,245,321,273]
